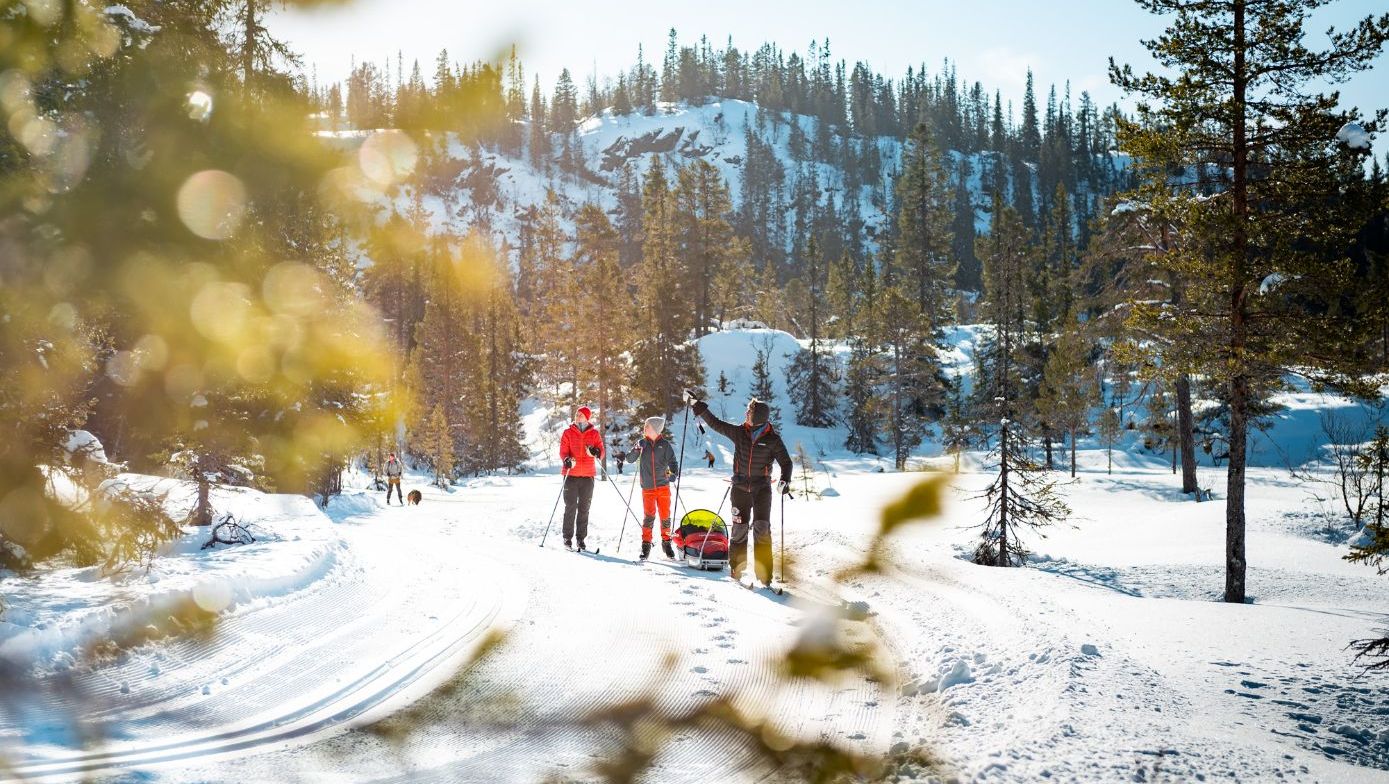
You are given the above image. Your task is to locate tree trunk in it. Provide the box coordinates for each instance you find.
[1044,434,1054,471]
[1070,428,1077,478]
[1225,0,1249,605]
[242,0,255,93]
[999,421,1010,567]
[193,454,213,526]
[1176,374,1198,494]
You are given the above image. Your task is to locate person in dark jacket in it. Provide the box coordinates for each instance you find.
[558,405,604,551]
[687,392,792,585]
[628,416,680,560]
[614,448,626,475]
[384,452,404,505]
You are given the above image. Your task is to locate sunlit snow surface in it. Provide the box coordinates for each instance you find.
[2,328,1386,782]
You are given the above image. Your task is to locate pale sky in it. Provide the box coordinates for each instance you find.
[270,0,1388,141]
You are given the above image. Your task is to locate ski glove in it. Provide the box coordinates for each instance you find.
[563,457,575,470]
[778,479,792,496]
[586,445,601,457]
[684,389,702,406]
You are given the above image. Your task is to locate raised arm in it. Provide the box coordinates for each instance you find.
[690,398,739,441]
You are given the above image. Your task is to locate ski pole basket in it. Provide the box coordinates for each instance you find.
[678,508,729,571]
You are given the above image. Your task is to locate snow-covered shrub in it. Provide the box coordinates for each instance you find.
[89,479,182,575]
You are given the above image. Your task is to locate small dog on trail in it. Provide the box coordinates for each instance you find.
[406,489,422,506]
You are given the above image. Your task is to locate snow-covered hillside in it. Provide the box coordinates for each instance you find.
[341,98,1128,258]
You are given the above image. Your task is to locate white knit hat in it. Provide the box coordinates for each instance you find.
[644,416,666,433]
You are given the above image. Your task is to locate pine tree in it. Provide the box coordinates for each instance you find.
[941,378,972,473]
[1346,426,1389,669]
[1112,0,1389,604]
[1098,406,1122,476]
[785,237,839,427]
[893,122,955,330]
[877,283,942,471]
[574,204,631,428]
[551,68,578,133]
[1037,318,1097,478]
[844,256,885,454]
[426,405,454,487]
[974,199,1071,567]
[528,76,549,169]
[674,160,736,335]
[750,344,780,424]
[631,158,703,419]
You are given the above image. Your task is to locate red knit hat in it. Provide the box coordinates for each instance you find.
[577,405,593,420]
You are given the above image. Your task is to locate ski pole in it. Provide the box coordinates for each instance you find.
[777,483,793,584]
[672,405,691,522]
[539,468,569,548]
[610,457,642,554]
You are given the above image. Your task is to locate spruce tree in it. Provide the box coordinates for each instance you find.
[750,345,780,424]
[1112,0,1389,604]
[426,405,454,487]
[1346,426,1389,668]
[631,158,704,419]
[876,283,942,471]
[786,237,840,427]
[893,122,956,330]
[974,200,1071,566]
[844,256,885,454]
[1098,406,1122,476]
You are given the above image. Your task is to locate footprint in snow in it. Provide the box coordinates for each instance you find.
[693,689,718,698]
[691,666,708,674]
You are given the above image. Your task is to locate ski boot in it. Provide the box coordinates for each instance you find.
[661,540,675,559]
[640,541,652,561]
[577,540,588,553]
[564,539,573,551]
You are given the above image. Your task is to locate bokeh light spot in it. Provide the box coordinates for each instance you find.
[358,130,417,187]
[176,170,246,240]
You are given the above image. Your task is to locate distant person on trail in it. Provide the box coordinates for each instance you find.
[384,452,404,505]
[686,391,792,586]
[559,405,604,551]
[628,416,680,561]
[614,448,626,475]
[704,449,716,469]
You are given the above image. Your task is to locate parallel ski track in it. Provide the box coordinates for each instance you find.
[3,509,522,783]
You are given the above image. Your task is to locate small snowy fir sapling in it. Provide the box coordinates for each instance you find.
[794,442,818,498]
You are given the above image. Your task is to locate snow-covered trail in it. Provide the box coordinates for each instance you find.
[8,473,896,782]
[3,498,525,782]
[191,474,896,782]
[7,466,1386,783]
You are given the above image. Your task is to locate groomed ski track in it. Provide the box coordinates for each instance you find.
[3,475,897,783]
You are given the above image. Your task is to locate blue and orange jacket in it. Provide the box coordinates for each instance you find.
[628,435,678,490]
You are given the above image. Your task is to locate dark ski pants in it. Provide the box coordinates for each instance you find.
[730,483,773,584]
[562,475,595,544]
[386,477,403,504]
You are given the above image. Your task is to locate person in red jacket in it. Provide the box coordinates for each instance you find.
[559,405,605,551]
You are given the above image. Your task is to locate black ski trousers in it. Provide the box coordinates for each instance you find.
[562,475,595,544]
[729,483,773,584]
